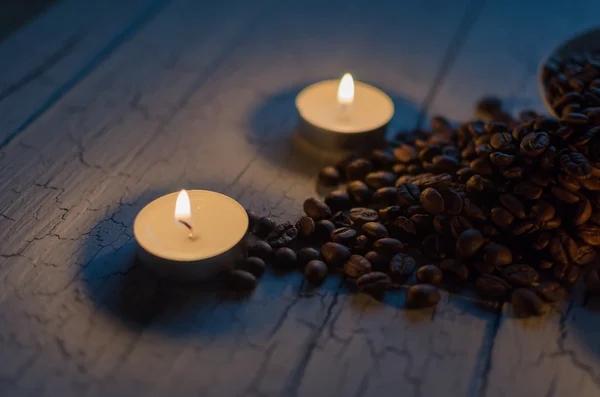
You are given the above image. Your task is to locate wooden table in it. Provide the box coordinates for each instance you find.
[2,1,600,396]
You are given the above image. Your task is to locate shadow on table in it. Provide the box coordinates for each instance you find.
[245,83,422,177]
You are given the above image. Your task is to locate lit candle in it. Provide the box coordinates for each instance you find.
[294,73,394,160]
[133,189,249,282]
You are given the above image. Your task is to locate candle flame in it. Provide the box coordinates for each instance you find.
[337,73,354,105]
[175,189,192,222]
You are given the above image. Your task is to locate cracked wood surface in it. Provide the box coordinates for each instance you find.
[1,0,600,396]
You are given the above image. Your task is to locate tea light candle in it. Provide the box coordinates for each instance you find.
[134,189,249,282]
[294,73,394,159]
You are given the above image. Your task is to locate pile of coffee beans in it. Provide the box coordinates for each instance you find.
[543,51,600,121]
[229,94,600,317]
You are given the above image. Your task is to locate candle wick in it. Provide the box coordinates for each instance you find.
[178,220,194,239]
[338,102,351,121]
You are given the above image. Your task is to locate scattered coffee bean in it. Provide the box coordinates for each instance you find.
[349,207,379,225]
[366,171,396,189]
[406,284,440,308]
[420,188,445,214]
[296,247,321,267]
[578,223,600,246]
[247,240,273,262]
[314,219,336,242]
[321,242,352,268]
[331,211,352,228]
[266,222,298,248]
[325,190,351,212]
[240,257,266,277]
[303,198,332,220]
[456,229,484,260]
[344,255,372,278]
[491,207,515,229]
[274,247,297,269]
[417,265,443,285]
[305,260,328,285]
[535,282,566,302]
[296,216,315,237]
[361,222,389,240]
[352,235,370,254]
[347,181,372,205]
[441,189,463,215]
[499,194,526,219]
[389,253,416,281]
[228,270,257,290]
[346,158,373,181]
[356,272,392,294]
[482,244,513,266]
[512,288,548,317]
[476,275,512,300]
[502,264,539,287]
[331,227,357,246]
[318,166,341,186]
[439,259,469,281]
[371,187,398,209]
[373,238,405,256]
[520,131,549,156]
[254,217,276,238]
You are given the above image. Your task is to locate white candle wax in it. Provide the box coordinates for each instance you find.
[134,190,249,281]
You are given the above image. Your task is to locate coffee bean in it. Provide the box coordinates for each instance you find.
[463,198,488,221]
[321,242,351,268]
[406,284,441,308]
[486,122,509,134]
[396,183,421,207]
[303,198,332,221]
[572,242,597,265]
[483,224,500,237]
[266,222,298,248]
[352,235,370,254]
[578,223,600,246]
[512,288,548,317]
[361,222,389,240]
[305,260,328,285]
[551,185,580,203]
[433,215,451,235]
[535,282,566,302]
[475,144,493,157]
[364,250,389,271]
[557,173,580,192]
[325,190,351,212]
[476,275,512,300]
[356,272,392,295]
[432,155,459,172]
[420,188,445,214]
[490,207,515,229]
[549,230,575,266]
[331,211,353,228]
[346,158,373,181]
[531,200,555,223]
[490,152,515,166]
[483,244,513,266]
[513,181,543,200]
[228,270,257,290]
[456,229,484,260]
[439,259,469,281]
[240,257,266,277]
[499,194,526,219]
[394,144,418,163]
[373,238,405,256]
[439,190,462,215]
[417,265,443,285]
[539,216,562,230]
[476,96,503,116]
[419,145,442,162]
[393,216,418,237]
[347,181,372,205]
[318,166,341,186]
[369,149,397,169]
[331,227,357,246]
[585,268,600,294]
[378,206,403,223]
[314,220,336,242]
[530,172,553,187]
[564,112,589,124]
[248,240,273,262]
[502,264,539,287]
[560,151,592,178]
[574,199,592,225]
[450,216,473,239]
[297,247,321,267]
[416,173,453,190]
[389,253,416,281]
[501,166,525,179]
[470,157,494,175]
[520,131,550,156]
[246,209,259,232]
[567,265,581,284]
[296,216,315,237]
[274,247,297,269]
[371,187,398,209]
[344,255,372,278]
[349,207,379,225]
[365,171,396,190]
[254,216,276,238]
[532,232,551,251]
[473,261,495,275]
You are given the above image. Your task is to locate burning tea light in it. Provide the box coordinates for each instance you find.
[295,73,394,159]
[134,189,249,282]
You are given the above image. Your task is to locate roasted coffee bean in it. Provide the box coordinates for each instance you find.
[513,181,543,200]
[365,171,396,190]
[297,247,321,267]
[560,151,592,178]
[450,216,473,239]
[361,222,388,240]
[305,260,328,285]
[532,232,551,251]
[318,166,341,186]
[394,144,418,163]
[364,251,389,271]
[483,224,500,237]
[456,229,484,260]
[296,216,315,237]
[344,255,372,278]
[416,173,453,190]
[228,270,257,290]
[433,215,451,235]
[373,238,405,256]
[321,242,351,268]
[535,282,566,302]
[240,257,266,277]
[502,264,539,287]
[539,216,562,230]
[394,216,417,236]
[248,240,273,261]
[347,181,372,205]
[314,220,336,242]
[440,190,463,215]
[512,288,548,317]
[325,190,351,212]
[564,112,589,124]
[439,259,469,281]
[349,207,379,225]
[466,175,493,195]
[501,166,525,179]
[489,152,515,166]
[551,185,580,203]
[346,158,373,181]
[530,172,553,187]
[539,146,558,170]
[490,132,514,151]
[483,244,513,266]
[246,209,259,232]
[407,205,427,216]
[411,214,434,233]
[389,253,416,281]
[303,198,332,221]
[420,188,445,214]
[432,155,459,172]
[476,96,503,116]
[566,265,581,284]
[369,149,396,169]
[499,194,526,219]
[491,207,515,229]
[512,124,530,140]
[520,131,550,156]
[378,206,403,223]
[475,144,493,157]
[331,227,357,246]
[419,145,442,162]
[274,247,297,269]
[406,284,441,309]
[417,265,443,285]
[512,221,539,235]
[486,122,509,134]
[356,272,392,294]
[267,222,298,248]
[572,242,597,265]
[549,230,575,266]
[352,235,370,254]
[578,223,600,246]
[470,157,494,175]
[331,211,352,228]
[574,199,592,225]
[371,187,398,209]
[463,198,488,221]
[476,275,512,300]
[557,173,580,192]
[531,200,555,223]
[254,216,276,238]
[396,183,421,207]
[473,261,495,275]
[585,268,600,294]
